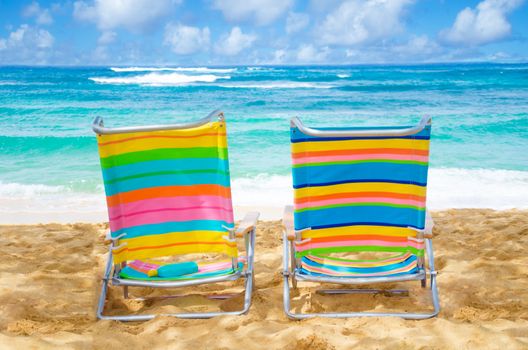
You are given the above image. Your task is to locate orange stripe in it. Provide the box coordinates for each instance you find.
[291,148,429,158]
[127,240,236,252]
[294,191,426,204]
[106,184,231,207]
[98,133,226,146]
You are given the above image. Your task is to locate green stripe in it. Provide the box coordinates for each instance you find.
[295,202,425,213]
[293,159,428,168]
[101,147,228,169]
[296,245,424,258]
[104,169,230,185]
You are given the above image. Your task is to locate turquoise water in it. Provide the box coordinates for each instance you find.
[0,64,527,221]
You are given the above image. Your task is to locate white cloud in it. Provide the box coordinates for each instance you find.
[98,31,117,45]
[23,1,53,25]
[0,24,54,64]
[440,0,524,46]
[73,0,179,32]
[286,12,309,34]
[164,23,210,55]
[297,44,329,63]
[212,0,293,25]
[5,24,54,49]
[393,35,441,56]
[318,0,414,46]
[215,27,256,56]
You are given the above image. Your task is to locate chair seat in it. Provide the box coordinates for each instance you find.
[299,252,420,278]
[119,257,245,281]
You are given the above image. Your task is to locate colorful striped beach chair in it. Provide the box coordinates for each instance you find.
[92,110,258,321]
[282,116,440,319]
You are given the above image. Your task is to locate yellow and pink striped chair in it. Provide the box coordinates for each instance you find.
[93,110,258,321]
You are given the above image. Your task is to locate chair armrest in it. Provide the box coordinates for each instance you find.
[235,211,260,238]
[424,210,434,239]
[282,205,296,241]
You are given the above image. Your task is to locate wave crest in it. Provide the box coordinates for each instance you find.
[90,72,231,86]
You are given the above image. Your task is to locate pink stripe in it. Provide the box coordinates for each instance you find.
[295,196,425,210]
[198,257,246,272]
[296,239,424,252]
[108,195,233,221]
[292,153,428,165]
[110,207,234,232]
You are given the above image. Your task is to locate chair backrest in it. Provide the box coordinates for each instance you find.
[290,118,431,259]
[94,116,236,264]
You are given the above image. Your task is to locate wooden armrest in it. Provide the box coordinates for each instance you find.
[235,211,260,238]
[282,205,296,241]
[424,210,434,239]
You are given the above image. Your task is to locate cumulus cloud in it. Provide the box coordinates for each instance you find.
[215,27,256,56]
[23,1,53,25]
[164,23,210,55]
[73,0,179,32]
[0,24,54,64]
[297,44,329,63]
[286,12,309,34]
[318,0,414,46]
[440,0,524,46]
[212,0,293,25]
[393,35,441,56]
[98,31,117,45]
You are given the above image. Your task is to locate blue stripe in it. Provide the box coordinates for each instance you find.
[294,206,425,231]
[292,178,427,189]
[102,158,230,182]
[293,163,429,188]
[301,254,418,274]
[291,125,431,142]
[112,220,234,239]
[104,173,231,196]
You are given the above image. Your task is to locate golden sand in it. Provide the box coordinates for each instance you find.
[1,209,527,349]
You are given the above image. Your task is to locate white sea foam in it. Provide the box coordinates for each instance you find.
[90,72,231,86]
[110,66,236,73]
[1,168,527,223]
[337,74,350,78]
[216,81,334,89]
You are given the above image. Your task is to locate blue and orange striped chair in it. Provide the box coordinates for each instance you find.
[92,110,259,321]
[282,116,439,319]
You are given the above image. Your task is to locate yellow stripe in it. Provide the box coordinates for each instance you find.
[98,134,227,157]
[121,230,228,249]
[97,121,224,144]
[294,182,426,199]
[113,243,237,264]
[291,139,429,153]
[303,226,416,239]
[308,252,411,267]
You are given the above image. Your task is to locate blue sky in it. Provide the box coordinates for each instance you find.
[0,0,527,65]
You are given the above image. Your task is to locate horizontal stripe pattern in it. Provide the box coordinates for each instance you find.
[96,121,236,264]
[300,253,419,277]
[290,123,431,274]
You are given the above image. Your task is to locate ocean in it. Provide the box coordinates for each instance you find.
[0,63,527,222]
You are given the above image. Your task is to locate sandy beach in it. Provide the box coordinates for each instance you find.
[0,209,527,349]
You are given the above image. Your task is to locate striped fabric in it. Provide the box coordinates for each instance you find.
[120,257,247,281]
[96,120,236,264]
[290,123,431,277]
